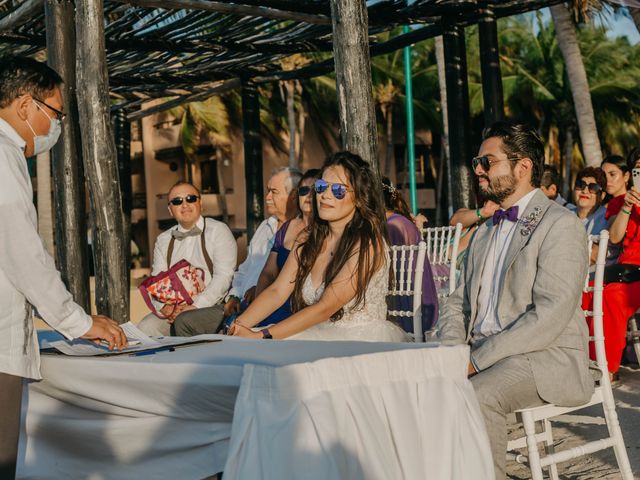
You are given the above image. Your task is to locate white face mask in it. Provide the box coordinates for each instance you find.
[25,102,62,155]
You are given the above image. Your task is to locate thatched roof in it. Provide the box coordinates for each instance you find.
[0,0,561,118]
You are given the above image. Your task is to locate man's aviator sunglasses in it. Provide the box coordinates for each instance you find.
[314,179,352,200]
[169,194,200,206]
[574,180,602,194]
[472,155,519,171]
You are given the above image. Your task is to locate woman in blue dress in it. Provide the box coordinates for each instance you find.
[253,169,320,326]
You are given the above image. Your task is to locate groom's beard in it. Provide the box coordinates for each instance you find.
[478,172,517,204]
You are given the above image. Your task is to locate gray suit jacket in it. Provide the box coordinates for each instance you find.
[437,190,595,406]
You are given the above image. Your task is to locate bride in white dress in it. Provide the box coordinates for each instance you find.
[230,151,409,342]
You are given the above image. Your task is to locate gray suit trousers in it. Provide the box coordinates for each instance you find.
[172,305,225,336]
[138,305,225,337]
[471,354,545,480]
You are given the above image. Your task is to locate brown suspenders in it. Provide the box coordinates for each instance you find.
[166,220,214,275]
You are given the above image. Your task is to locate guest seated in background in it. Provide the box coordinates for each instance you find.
[172,167,301,336]
[583,151,640,380]
[137,181,237,336]
[253,169,320,327]
[540,164,574,209]
[230,151,409,342]
[437,122,593,478]
[602,155,631,212]
[382,176,439,334]
[569,167,608,236]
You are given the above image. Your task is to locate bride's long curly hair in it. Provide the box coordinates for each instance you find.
[290,151,388,321]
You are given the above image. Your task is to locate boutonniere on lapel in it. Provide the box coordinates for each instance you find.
[518,206,542,236]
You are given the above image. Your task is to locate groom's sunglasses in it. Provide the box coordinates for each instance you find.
[314,179,352,200]
[169,194,200,206]
[471,155,520,172]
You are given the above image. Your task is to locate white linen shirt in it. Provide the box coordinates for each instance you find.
[473,188,538,340]
[151,215,237,309]
[227,216,278,300]
[0,118,91,380]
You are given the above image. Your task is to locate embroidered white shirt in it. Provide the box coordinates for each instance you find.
[473,188,539,339]
[0,118,92,380]
[151,215,237,309]
[227,216,279,300]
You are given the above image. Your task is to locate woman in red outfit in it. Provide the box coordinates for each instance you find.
[586,154,640,378]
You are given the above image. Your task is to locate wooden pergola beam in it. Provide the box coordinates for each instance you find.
[119,22,443,118]
[76,0,129,322]
[0,0,42,32]
[45,0,90,311]
[111,0,332,25]
[125,77,241,120]
[329,0,378,170]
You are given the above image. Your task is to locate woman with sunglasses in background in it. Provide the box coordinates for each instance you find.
[583,154,640,381]
[569,167,608,236]
[230,151,409,341]
[252,169,320,327]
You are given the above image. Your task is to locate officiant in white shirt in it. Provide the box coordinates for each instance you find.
[0,56,127,479]
[137,181,237,336]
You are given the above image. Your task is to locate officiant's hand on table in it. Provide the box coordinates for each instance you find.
[81,315,127,350]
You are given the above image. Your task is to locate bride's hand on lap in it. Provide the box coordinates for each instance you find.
[231,322,262,339]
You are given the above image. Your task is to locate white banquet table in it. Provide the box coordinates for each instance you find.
[17,335,493,480]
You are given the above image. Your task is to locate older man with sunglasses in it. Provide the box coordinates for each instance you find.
[437,122,594,479]
[138,181,237,336]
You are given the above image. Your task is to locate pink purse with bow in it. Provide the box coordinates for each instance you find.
[139,259,206,318]
[139,222,214,319]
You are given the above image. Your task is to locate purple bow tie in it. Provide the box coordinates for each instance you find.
[492,206,519,224]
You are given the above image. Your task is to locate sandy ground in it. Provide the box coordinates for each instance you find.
[507,363,640,479]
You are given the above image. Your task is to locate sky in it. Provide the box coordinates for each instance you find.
[599,10,639,44]
[537,7,639,45]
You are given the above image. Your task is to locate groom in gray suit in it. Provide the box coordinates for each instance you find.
[437,122,594,478]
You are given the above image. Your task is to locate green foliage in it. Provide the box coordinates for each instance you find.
[492,12,640,157]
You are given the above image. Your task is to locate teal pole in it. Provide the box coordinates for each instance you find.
[403,25,417,214]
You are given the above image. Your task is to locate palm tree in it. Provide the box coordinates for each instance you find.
[550,2,603,167]
[168,96,232,218]
[633,8,640,31]
[370,33,441,183]
[279,54,311,168]
[494,12,640,187]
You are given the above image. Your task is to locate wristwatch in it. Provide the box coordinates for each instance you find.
[262,328,273,340]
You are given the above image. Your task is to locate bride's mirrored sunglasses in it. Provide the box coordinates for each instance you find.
[169,194,200,206]
[314,179,353,200]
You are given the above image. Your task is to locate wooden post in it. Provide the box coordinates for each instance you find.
[44,0,90,311]
[113,109,132,301]
[75,0,129,322]
[241,80,264,241]
[478,3,505,125]
[443,19,474,211]
[329,0,378,172]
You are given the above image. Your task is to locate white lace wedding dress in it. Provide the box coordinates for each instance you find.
[288,259,410,342]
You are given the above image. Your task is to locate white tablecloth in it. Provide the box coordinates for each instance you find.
[18,335,493,479]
